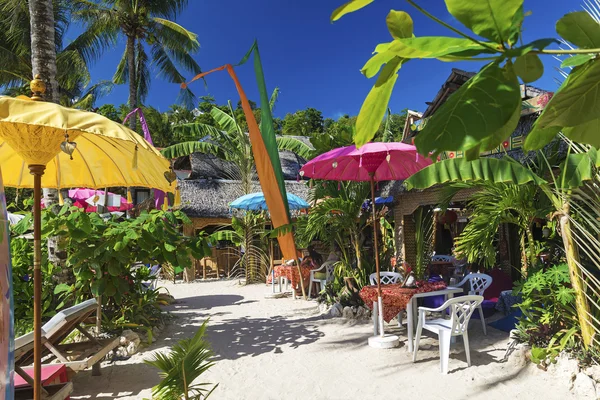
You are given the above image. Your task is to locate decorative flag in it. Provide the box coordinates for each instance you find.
[181,41,300,262]
[0,168,14,399]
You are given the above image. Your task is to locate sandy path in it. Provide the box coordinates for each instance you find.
[71,280,574,400]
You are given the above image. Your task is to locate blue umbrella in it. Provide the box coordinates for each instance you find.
[230,192,310,211]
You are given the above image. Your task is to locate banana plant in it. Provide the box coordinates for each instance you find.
[404,145,599,347]
[331,0,600,158]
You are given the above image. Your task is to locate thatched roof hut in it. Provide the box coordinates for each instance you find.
[179,179,309,218]
[178,135,312,219]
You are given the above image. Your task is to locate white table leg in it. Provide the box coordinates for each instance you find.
[372,301,379,336]
[407,298,414,352]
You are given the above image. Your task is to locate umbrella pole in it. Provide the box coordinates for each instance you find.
[370,175,385,337]
[30,165,45,400]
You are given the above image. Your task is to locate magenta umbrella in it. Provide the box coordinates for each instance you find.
[300,142,431,340]
[68,188,133,212]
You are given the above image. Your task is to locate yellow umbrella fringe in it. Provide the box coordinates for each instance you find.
[163,195,168,211]
[127,189,133,204]
[58,191,64,206]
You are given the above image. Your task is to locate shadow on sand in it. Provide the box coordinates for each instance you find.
[72,292,325,398]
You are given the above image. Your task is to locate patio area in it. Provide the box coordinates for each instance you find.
[70,280,573,400]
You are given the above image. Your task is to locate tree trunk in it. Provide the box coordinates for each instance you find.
[126,35,137,130]
[519,232,528,277]
[29,0,59,103]
[559,206,594,348]
[29,0,69,274]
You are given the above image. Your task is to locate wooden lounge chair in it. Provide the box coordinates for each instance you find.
[14,299,120,398]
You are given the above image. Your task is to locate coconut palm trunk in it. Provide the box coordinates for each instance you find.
[28,0,58,103]
[126,35,137,130]
[559,204,594,347]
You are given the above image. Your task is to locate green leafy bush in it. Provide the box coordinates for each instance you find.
[10,207,211,336]
[514,264,580,359]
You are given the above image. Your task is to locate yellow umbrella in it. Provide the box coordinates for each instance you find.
[0,77,173,400]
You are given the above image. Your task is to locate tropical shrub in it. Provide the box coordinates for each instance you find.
[10,206,210,335]
[514,264,580,363]
[145,319,218,400]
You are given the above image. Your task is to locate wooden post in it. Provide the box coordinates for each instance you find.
[29,164,45,400]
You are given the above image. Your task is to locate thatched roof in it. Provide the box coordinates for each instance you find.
[189,135,311,180]
[179,179,310,218]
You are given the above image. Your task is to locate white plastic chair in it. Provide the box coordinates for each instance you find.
[369,272,403,327]
[413,295,484,374]
[431,254,455,262]
[308,261,336,297]
[142,264,162,291]
[369,271,402,286]
[453,273,492,335]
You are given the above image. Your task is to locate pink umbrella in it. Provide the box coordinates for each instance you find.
[68,188,133,212]
[300,142,432,343]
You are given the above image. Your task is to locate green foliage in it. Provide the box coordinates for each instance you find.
[145,320,218,400]
[453,182,548,269]
[415,62,521,158]
[282,108,324,136]
[331,0,374,22]
[11,207,210,334]
[386,10,413,40]
[445,0,523,43]
[355,58,402,147]
[330,0,600,156]
[404,157,547,190]
[297,181,371,271]
[0,0,113,107]
[10,236,64,336]
[556,11,600,49]
[73,0,202,107]
[514,264,581,355]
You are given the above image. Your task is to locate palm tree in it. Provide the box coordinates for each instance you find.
[162,99,312,283]
[297,181,371,272]
[0,0,113,108]
[26,0,59,101]
[404,147,599,348]
[73,0,202,127]
[145,319,217,400]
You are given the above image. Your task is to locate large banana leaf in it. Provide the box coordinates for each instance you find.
[404,157,546,190]
[275,136,314,159]
[160,141,223,159]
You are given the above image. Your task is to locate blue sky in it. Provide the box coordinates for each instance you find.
[80,0,580,119]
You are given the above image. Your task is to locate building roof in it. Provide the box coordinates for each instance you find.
[189,135,311,180]
[179,179,310,219]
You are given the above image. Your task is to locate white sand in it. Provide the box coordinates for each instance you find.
[70,280,575,400]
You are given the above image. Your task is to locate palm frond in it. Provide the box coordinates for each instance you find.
[161,141,223,160]
[145,319,217,399]
[276,136,314,160]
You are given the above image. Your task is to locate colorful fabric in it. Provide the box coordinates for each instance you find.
[181,42,299,262]
[123,107,167,210]
[359,281,447,322]
[0,169,14,400]
[267,265,313,291]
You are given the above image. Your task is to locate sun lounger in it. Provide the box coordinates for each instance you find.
[15,298,119,376]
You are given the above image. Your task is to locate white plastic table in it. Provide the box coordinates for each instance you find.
[405,287,463,352]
